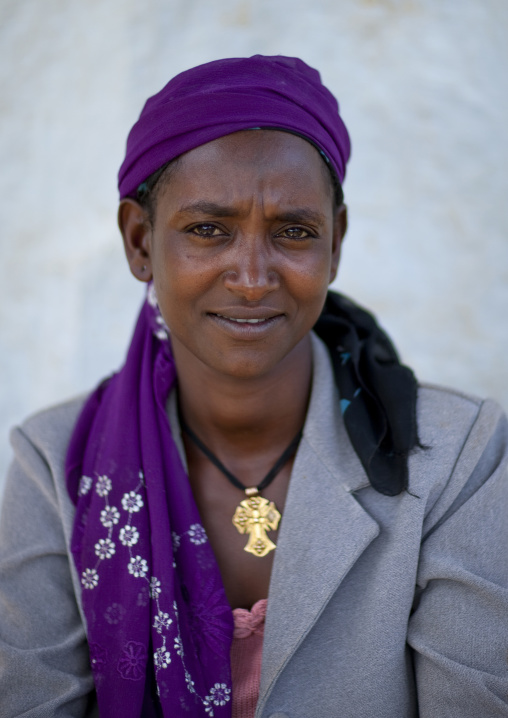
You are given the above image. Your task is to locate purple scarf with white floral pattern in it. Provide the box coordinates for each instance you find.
[66,285,234,717]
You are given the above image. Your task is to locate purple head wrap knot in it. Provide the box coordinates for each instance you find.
[118,55,351,199]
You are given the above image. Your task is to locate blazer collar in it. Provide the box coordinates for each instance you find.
[258,333,379,710]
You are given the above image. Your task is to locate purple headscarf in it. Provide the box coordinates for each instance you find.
[68,56,352,716]
[118,55,351,198]
[67,289,234,717]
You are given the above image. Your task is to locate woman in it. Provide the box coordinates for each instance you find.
[1,55,507,718]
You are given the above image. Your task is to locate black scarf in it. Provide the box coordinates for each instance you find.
[314,291,419,496]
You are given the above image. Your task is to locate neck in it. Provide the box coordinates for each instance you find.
[172,334,313,456]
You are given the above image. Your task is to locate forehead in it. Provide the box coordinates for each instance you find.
[156,130,334,210]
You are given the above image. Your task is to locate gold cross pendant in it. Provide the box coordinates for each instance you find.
[232,488,281,557]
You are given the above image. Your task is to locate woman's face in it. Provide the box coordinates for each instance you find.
[125,130,346,381]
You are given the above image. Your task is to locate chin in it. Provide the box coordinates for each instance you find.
[209,338,311,381]
[209,354,282,381]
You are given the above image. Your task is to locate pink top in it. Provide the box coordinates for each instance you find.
[230,599,267,718]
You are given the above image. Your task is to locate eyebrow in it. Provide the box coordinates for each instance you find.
[176,201,327,225]
[275,209,326,225]
[177,201,239,218]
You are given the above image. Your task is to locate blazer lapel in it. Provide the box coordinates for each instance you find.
[258,334,380,708]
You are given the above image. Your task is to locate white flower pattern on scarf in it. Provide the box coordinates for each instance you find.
[121,491,144,513]
[188,523,208,545]
[100,506,120,528]
[81,567,99,589]
[96,475,112,497]
[128,555,149,578]
[119,525,139,546]
[94,537,116,559]
[153,611,173,633]
[171,531,181,550]
[204,683,232,715]
[78,475,92,496]
[173,635,184,656]
[150,577,162,597]
[154,647,171,669]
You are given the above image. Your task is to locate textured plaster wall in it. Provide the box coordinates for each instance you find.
[1,0,507,492]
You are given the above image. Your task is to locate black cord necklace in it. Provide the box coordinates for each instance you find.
[180,418,302,557]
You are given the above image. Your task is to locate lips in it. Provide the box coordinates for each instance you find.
[209,307,284,321]
[208,310,285,335]
[214,314,271,324]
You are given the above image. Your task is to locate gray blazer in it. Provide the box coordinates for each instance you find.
[1,336,508,717]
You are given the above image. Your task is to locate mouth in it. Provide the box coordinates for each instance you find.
[208,311,285,335]
[214,314,272,325]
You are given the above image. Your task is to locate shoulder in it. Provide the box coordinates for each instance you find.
[416,381,506,454]
[6,395,89,536]
[5,394,90,601]
[1,395,96,714]
[10,394,88,472]
[410,382,508,519]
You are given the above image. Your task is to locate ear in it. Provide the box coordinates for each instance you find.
[329,204,348,284]
[118,198,153,282]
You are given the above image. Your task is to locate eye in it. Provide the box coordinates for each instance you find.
[276,226,313,240]
[189,223,225,237]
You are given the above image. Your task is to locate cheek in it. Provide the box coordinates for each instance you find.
[151,241,215,325]
[150,244,184,320]
[286,247,333,297]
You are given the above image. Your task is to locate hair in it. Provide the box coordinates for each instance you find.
[135,137,344,226]
[135,158,181,226]
[327,168,345,209]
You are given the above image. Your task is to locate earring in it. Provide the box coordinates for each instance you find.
[141,265,147,273]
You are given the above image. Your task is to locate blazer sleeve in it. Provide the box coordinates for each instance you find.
[408,398,508,716]
[0,421,97,717]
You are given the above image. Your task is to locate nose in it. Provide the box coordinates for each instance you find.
[223,235,280,301]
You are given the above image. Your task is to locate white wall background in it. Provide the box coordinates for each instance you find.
[1,0,507,492]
